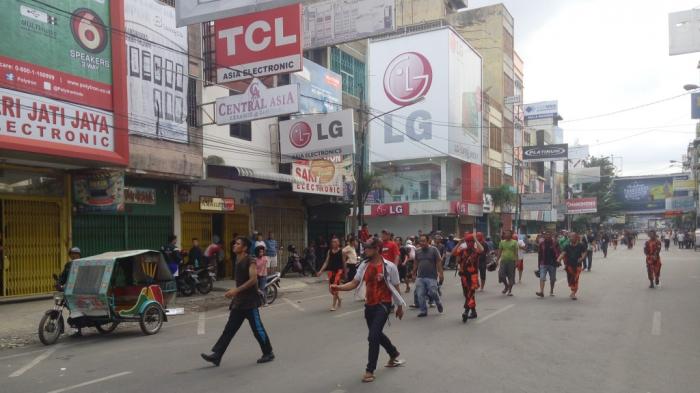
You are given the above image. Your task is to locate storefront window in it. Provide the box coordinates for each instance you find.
[0,168,64,196]
[375,163,440,202]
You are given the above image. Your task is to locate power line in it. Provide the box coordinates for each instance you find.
[561,92,692,123]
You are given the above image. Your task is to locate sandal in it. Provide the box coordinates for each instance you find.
[362,374,376,383]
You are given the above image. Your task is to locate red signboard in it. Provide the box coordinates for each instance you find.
[566,198,597,214]
[461,163,483,204]
[370,203,409,217]
[215,4,302,82]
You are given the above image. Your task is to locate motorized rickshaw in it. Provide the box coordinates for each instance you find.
[39,250,176,345]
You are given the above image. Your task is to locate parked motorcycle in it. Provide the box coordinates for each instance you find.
[260,272,281,305]
[281,245,315,277]
[177,264,216,296]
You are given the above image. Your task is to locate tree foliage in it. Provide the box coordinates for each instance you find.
[580,156,620,223]
[488,184,516,211]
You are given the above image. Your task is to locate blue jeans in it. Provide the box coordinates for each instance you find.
[415,277,441,313]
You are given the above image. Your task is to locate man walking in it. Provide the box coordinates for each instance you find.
[453,233,484,322]
[497,229,518,296]
[265,232,279,272]
[201,237,274,367]
[536,232,559,298]
[584,230,594,271]
[332,238,406,383]
[644,230,662,288]
[558,233,587,300]
[411,235,443,317]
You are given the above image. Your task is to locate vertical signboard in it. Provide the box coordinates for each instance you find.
[291,59,342,114]
[215,4,303,82]
[125,0,189,142]
[368,28,481,164]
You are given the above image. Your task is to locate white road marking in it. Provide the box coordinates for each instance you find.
[9,346,59,378]
[476,304,515,324]
[651,311,661,336]
[334,308,364,318]
[283,297,305,312]
[46,371,133,393]
[197,312,206,335]
[0,348,47,361]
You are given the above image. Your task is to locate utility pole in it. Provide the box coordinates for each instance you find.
[355,86,366,232]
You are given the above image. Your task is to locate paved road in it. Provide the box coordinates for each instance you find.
[2,244,699,393]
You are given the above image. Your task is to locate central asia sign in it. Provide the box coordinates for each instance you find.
[216,79,299,125]
[215,4,302,82]
[0,88,114,152]
[279,109,354,162]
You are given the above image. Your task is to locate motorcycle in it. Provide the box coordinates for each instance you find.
[281,246,315,277]
[176,265,196,297]
[177,264,216,296]
[261,272,281,305]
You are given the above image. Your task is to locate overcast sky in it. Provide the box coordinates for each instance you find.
[468,0,698,176]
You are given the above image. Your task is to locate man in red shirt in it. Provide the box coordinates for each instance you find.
[359,223,371,243]
[332,238,406,383]
[380,230,400,265]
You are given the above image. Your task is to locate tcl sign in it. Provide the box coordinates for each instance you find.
[371,203,409,217]
[215,4,302,82]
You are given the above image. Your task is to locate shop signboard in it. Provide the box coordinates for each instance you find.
[215,4,302,82]
[291,59,342,114]
[368,27,482,164]
[175,0,298,27]
[410,200,450,216]
[291,155,351,197]
[124,187,156,205]
[665,196,695,212]
[216,78,299,125]
[74,170,125,213]
[672,177,696,191]
[569,166,600,185]
[200,196,235,212]
[450,201,483,217]
[523,101,558,120]
[566,197,597,214]
[125,0,189,143]
[302,0,395,49]
[369,202,408,217]
[279,109,355,162]
[0,0,113,111]
[520,193,552,212]
[522,144,568,162]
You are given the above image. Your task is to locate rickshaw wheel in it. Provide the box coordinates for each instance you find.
[96,322,119,334]
[139,303,164,335]
[38,314,64,345]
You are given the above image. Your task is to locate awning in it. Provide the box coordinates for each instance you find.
[207,164,300,184]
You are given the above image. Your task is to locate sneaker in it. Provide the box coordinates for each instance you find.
[417,312,428,317]
[257,353,275,364]
[201,353,221,367]
[385,357,405,368]
[437,303,444,313]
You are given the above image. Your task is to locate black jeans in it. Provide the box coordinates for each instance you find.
[212,307,273,357]
[346,264,358,283]
[364,303,399,373]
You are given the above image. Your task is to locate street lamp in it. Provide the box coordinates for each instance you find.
[683,84,700,91]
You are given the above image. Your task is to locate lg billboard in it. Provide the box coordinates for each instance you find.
[368,28,482,164]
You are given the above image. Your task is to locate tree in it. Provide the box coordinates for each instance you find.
[356,171,390,226]
[488,184,516,212]
[580,156,620,224]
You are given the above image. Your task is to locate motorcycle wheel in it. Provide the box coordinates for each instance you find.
[197,276,213,295]
[265,285,278,305]
[96,321,119,334]
[38,313,64,345]
[179,281,195,297]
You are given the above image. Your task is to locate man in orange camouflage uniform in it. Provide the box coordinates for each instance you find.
[453,233,484,323]
[644,230,662,289]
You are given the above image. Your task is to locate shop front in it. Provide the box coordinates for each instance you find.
[252,191,306,272]
[72,175,175,257]
[0,166,70,297]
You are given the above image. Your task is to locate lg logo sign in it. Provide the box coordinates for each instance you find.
[382,52,433,144]
[215,4,302,82]
[371,203,408,217]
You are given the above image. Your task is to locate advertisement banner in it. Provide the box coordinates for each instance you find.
[369,202,409,217]
[0,0,113,111]
[124,187,156,205]
[302,0,394,49]
[292,155,352,197]
[291,59,342,114]
[216,79,299,125]
[279,109,355,162]
[521,193,552,212]
[522,144,568,162]
[614,174,691,213]
[672,177,696,191]
[568,145,590,162]
[569,167,600,185]
[566,197,597,214]
[368,28,482,164]
[450,201,483,217]
[524,101,558,120]
[175,0,298,27]
[665,196,695,212]
[200,196,235,212]
[74,171,125,213]
[215,4,302,82]
[0,88,114,152]
[125,0,188,143]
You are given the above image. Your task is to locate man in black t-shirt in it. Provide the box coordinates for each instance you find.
[202,237,274,367]
[557,233,587,300]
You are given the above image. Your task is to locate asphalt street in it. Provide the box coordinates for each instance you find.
[2,243,699,393]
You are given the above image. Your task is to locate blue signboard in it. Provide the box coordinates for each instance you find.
[613,174,691,213]
[291,59,342,114]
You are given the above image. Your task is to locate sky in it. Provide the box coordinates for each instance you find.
[468,0,699,176]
